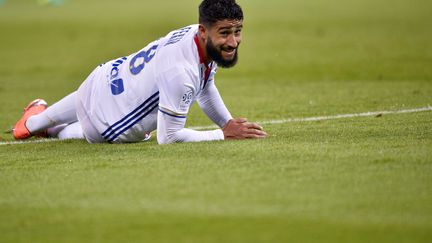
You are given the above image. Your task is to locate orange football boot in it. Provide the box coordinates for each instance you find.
[13,99,48,140]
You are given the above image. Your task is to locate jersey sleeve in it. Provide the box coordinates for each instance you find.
[157,66,198,117]
[156,110,224,144]
[197,80,232,128]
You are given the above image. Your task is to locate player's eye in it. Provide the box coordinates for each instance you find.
[220,31,229,37]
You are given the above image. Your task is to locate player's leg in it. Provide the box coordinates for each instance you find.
[43,122,84,140]
[46,124,68,137]
[57,122,84,140]
[45,122,84,139]
[13,91,78,139]
[27,91,78,132]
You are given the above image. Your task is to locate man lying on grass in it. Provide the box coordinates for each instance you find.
[12,0,267,144]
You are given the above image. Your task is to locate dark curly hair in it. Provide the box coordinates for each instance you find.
[199,0,244,26]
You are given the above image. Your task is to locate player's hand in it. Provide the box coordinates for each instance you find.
[222,118,268,140]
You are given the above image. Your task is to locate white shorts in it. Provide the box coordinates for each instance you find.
[75,62,159,144]
[76,66,105,143]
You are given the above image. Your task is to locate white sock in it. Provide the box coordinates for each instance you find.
[58,122,84,140]
[26,91,78,134]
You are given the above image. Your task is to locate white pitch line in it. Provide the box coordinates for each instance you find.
[0,138,61,146]
[189,105,432,130]
[1,106,431,146]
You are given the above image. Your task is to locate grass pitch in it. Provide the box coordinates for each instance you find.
[1,0,431,242]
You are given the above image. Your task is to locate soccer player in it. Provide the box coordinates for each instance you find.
[12,0,268,144]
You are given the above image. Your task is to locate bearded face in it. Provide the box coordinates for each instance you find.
[202,19,243,68]
[206,36,239,68]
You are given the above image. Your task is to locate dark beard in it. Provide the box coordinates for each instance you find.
[206,38,239,68]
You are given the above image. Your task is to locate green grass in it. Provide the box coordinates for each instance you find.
[0,0,432,242]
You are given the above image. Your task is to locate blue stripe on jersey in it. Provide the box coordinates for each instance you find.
[101,91,159,137]
[106,101,159,142]
[101,92,159,141]
[158,109,187,119]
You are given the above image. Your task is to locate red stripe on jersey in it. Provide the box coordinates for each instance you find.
[194,35,205,64]
[194,35,212,85]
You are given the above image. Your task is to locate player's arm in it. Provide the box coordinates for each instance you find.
[157,109,224,144]
[197,80,267,140]
[196,80,232,128]
[157,108,267,144]
[156,68,226,144]
[156,68,266,144]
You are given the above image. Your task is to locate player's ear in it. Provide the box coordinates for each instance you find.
[198,24,208,40]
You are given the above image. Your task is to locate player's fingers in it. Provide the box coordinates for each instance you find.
[246,128,267,137]
[245,122,263,130]
[244,133,267,139]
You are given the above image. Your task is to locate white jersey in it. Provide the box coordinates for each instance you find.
[76,25,220,143]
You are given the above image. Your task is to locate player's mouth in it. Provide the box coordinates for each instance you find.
[221,48,236,59]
